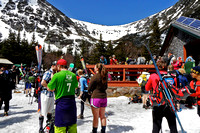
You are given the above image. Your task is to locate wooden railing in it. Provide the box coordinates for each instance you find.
[86,65,156,87]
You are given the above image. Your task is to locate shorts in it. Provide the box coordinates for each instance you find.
[90,98,107,108]
[54,97,77,127]
[25,82,31,89]
[40,93,54,116]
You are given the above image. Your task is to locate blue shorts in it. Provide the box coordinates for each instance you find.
[90,98,107,108]
[25,82,31,89]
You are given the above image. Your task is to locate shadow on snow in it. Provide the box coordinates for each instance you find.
[0,115,31,128]
[107,125,134,133]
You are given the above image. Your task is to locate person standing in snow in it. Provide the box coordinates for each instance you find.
[88,63,108,133]
[39,61,57,132]
[47,59,78,133]
[24,68,33,97]
[136,69,150,109]
[145,60,178,133]
[0,67,12,116]
[77,69,91,119]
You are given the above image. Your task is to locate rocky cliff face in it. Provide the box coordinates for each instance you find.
[0,0,95,52]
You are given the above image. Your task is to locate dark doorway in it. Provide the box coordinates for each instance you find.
[184,39,200,66]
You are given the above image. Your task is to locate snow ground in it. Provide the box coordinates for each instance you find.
[0,82,200,133]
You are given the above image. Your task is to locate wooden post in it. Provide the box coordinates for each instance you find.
[123,68,126,81]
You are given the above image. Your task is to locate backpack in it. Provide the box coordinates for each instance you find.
[140,57,146,64]
[137,72,150,87]
[28,76,36,83]
[148,73,177,107]
[137,72,150,93]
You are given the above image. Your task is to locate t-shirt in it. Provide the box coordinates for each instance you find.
[47,70,78,100]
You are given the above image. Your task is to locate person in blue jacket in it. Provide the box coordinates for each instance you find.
[100,56,107,65]
[77,69,91,119]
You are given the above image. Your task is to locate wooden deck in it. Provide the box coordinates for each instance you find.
[86,64,156,87]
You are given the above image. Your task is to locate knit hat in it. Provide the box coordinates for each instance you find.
[57,59,67,66]
[191,66,200,75]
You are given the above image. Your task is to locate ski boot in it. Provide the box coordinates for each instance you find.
[39,116,44,133]
[4,112,8,116]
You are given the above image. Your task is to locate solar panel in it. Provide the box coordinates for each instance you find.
[176,16,186,23]
[190,20,200,29]
[176,16,200,31]
[182,18,194,25]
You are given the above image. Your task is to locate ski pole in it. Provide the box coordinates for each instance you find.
[144,44,186,133]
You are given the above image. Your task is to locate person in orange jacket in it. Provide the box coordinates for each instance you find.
[189,66,200,116]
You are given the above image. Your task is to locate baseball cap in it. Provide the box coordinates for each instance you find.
[57,59,67,66]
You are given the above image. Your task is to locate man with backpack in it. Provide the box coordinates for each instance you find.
[39,61,57,133]
[145,60,178,133]
[145,60,195,133]
[77,69,91,119]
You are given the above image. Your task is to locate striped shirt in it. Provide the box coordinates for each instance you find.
[42,69,54,97]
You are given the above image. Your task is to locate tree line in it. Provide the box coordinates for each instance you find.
[0,18,161,69]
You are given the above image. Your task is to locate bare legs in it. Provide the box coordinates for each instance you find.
[91,107,106,132]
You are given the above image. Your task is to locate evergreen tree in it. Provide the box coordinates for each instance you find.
[79,40,90,59]
[149,18,161,56]
[47,43,51,53]
[106,40,114,63]
[31,32,36,46]
[20,38,30,64]
[67,44,73,55]
[89,34,107,64]
[74,49,81,69]
[114,41,126,63]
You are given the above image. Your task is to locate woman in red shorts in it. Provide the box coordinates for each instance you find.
[88,63,108,133]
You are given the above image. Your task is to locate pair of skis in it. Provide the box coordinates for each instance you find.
[144,44,186,133]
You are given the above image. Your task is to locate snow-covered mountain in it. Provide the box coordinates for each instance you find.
[72,0,200,42]
[0,0,200,52]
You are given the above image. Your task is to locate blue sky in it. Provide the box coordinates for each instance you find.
[47,0,179,26]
